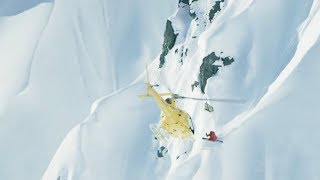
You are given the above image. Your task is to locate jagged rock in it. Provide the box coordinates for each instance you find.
[157,146,168,158]
[189,0,197,19]
[221,56,234,66]
[209,0,225,22]
[159,20,178,68]
[204,102,214,112]
[179,0,189,5]
[191,81,199,91]
[189,11,196,19]
[198,52,235,93]
[198,52,221,93]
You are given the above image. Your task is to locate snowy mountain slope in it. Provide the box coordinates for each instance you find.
[0,0,175,179]
[168,2,320,179]
[42,82,163,180]
[43,0,320,179]
[205,37,320,180]
[160,0,316,129]
[0,2,53,114]
[221,0,320,137]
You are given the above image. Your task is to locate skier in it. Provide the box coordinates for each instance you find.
[204,131,217,141]
[202,131,223,143]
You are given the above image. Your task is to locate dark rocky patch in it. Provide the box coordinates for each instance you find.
[198,51,234,93]
[157,146,168,158]
[221,56,234,66]
[198,52,221,93]
[191,81,199,91]
[159,20,178,68]
[179,0,189,5]
[209,0,225,22]
[204,102,214,112]
[189,11,197,19]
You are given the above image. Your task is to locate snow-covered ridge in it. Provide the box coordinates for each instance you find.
[43,0,320,179]
[221,0,320,137]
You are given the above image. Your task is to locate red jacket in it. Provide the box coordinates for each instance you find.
[206,131,217,141]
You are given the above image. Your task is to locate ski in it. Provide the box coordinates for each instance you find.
[202,137,223,143]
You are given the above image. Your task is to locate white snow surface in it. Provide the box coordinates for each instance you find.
[1,0,320,179]
[0,0,175,179]
[45,0,320,179]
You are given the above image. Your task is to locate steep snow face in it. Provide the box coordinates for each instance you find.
[44,0,320,179]
[42,83,164,180]
[160,0,315,129]
[0,4,54,180]
[0,2,53,115]
[208,36,320,180]
[0,0,175,179]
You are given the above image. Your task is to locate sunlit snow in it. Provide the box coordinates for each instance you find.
[1,0,320,180]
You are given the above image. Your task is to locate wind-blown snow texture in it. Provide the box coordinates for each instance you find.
[1,0,320,179]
